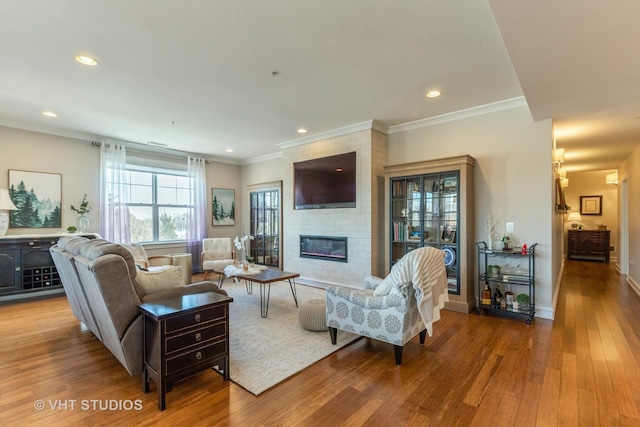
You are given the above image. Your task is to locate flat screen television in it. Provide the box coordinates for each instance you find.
[294,152,356,209]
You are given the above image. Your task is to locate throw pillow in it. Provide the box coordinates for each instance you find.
[135,266,184,296]
[373,275,395,296]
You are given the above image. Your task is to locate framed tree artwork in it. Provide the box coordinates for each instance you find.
[212,188,235,225]
[9,170,62,228]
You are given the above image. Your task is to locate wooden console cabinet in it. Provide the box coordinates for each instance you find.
[0,233,97,303]
[139,291,233,410]
[567,230,610,262]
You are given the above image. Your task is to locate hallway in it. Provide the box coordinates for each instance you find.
[546,259,640,425]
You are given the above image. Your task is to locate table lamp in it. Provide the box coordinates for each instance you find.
[0,189,18,236]
[567,212,582,229]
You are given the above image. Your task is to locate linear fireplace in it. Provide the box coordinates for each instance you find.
[300,235,348,263]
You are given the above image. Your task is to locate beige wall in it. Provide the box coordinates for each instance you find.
[0,126,100,235]
[563,170,618,260]
[2,105,562,319]
[0,125,243,251]
[387,106,557,318]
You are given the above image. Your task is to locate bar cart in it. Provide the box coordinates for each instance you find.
[476,241,537,324]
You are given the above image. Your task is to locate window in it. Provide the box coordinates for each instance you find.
[125,168,191,243]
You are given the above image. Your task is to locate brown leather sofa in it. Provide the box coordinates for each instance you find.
[51,236,227,376]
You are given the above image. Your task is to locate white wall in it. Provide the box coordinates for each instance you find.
[619,145,640,293]
[387,106,556,318]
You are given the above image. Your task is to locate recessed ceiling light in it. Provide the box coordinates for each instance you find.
[42,111,58,118]
[426,90,442,98]
[297,128,307,134]
[225,149,233,153]
[75,55,98,66]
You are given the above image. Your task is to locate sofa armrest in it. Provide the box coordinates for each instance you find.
[148,255,173,266]
[363,275,384,290]
[140,281,227,303]
[326,285,404,309]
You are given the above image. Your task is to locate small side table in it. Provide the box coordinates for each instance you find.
[170,253,192,284]
[139,291,233,410]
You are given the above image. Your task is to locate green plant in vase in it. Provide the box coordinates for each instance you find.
[516,293,530,309]
[71,194,91,232]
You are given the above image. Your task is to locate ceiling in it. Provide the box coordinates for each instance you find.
[1,1,638,171]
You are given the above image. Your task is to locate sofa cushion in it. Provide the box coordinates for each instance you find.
[134,266,184,296]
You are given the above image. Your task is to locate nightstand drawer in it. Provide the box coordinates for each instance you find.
[165,322,226,354]
[165,339,226,375]
[164,305,226,333]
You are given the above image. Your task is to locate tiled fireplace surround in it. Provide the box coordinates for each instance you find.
[282,128,387,288]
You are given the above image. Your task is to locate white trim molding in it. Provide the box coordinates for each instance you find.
[388,96,528,134]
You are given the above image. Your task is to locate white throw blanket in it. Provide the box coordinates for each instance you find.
[389,247,449,336]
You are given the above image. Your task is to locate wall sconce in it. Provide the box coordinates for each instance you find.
[558,167,567,178]
[605,171,618,185]
[566,211,582,229]
[553,148,565,163]
[553,148,565,173]
[0,189,18,236]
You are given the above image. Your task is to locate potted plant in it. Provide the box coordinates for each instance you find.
[516,293,530,309]
[501,234,511,250]
[71,194,91,232]
[67,226,77,234]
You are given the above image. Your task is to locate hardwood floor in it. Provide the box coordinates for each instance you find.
[1,262,639,426]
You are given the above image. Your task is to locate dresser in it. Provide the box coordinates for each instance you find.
[567,230,610,262]
[139,291,233,410]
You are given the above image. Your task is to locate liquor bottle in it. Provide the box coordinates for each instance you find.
[504,283,514,308]
[482,284,492,305]
[494,284,504,306]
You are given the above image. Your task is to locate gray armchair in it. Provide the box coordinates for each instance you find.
[326,246,449,365]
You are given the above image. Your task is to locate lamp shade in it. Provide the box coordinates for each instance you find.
[553,148,565,163]
[567,212,582,222]
[0,189,18,210]
[558,167,567,178]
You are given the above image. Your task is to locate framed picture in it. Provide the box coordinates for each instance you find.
[441,229,456,243]
[580,195,602,216]
[9,170,62,228]
[212,188,235,225]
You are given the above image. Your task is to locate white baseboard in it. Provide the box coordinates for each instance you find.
[628,275,640,297]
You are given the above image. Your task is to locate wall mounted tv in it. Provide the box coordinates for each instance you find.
[294,152,356,210]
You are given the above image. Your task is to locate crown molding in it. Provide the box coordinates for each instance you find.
[388,96,528,134]
[242,150,283,165]
[277,119,388,150]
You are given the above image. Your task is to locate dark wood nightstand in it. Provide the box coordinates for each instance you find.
[138,291,233,410]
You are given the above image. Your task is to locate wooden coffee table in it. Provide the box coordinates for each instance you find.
[216,267,299,318]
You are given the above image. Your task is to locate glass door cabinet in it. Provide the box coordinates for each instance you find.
[385,155,475,313]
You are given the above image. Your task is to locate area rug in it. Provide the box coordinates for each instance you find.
[223,280,359,395]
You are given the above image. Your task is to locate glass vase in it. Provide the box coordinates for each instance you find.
[77,214,90,233]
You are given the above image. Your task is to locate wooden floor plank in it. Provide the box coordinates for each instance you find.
[1,261,639,426]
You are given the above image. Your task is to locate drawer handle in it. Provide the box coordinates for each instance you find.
[194,314,201,322]
[196,351,203,360]
[195,333,202,342]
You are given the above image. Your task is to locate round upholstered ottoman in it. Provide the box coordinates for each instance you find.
[298,299,328,331]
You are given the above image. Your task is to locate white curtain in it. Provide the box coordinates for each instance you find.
[186,156,207,272]
[99,143,131,243]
